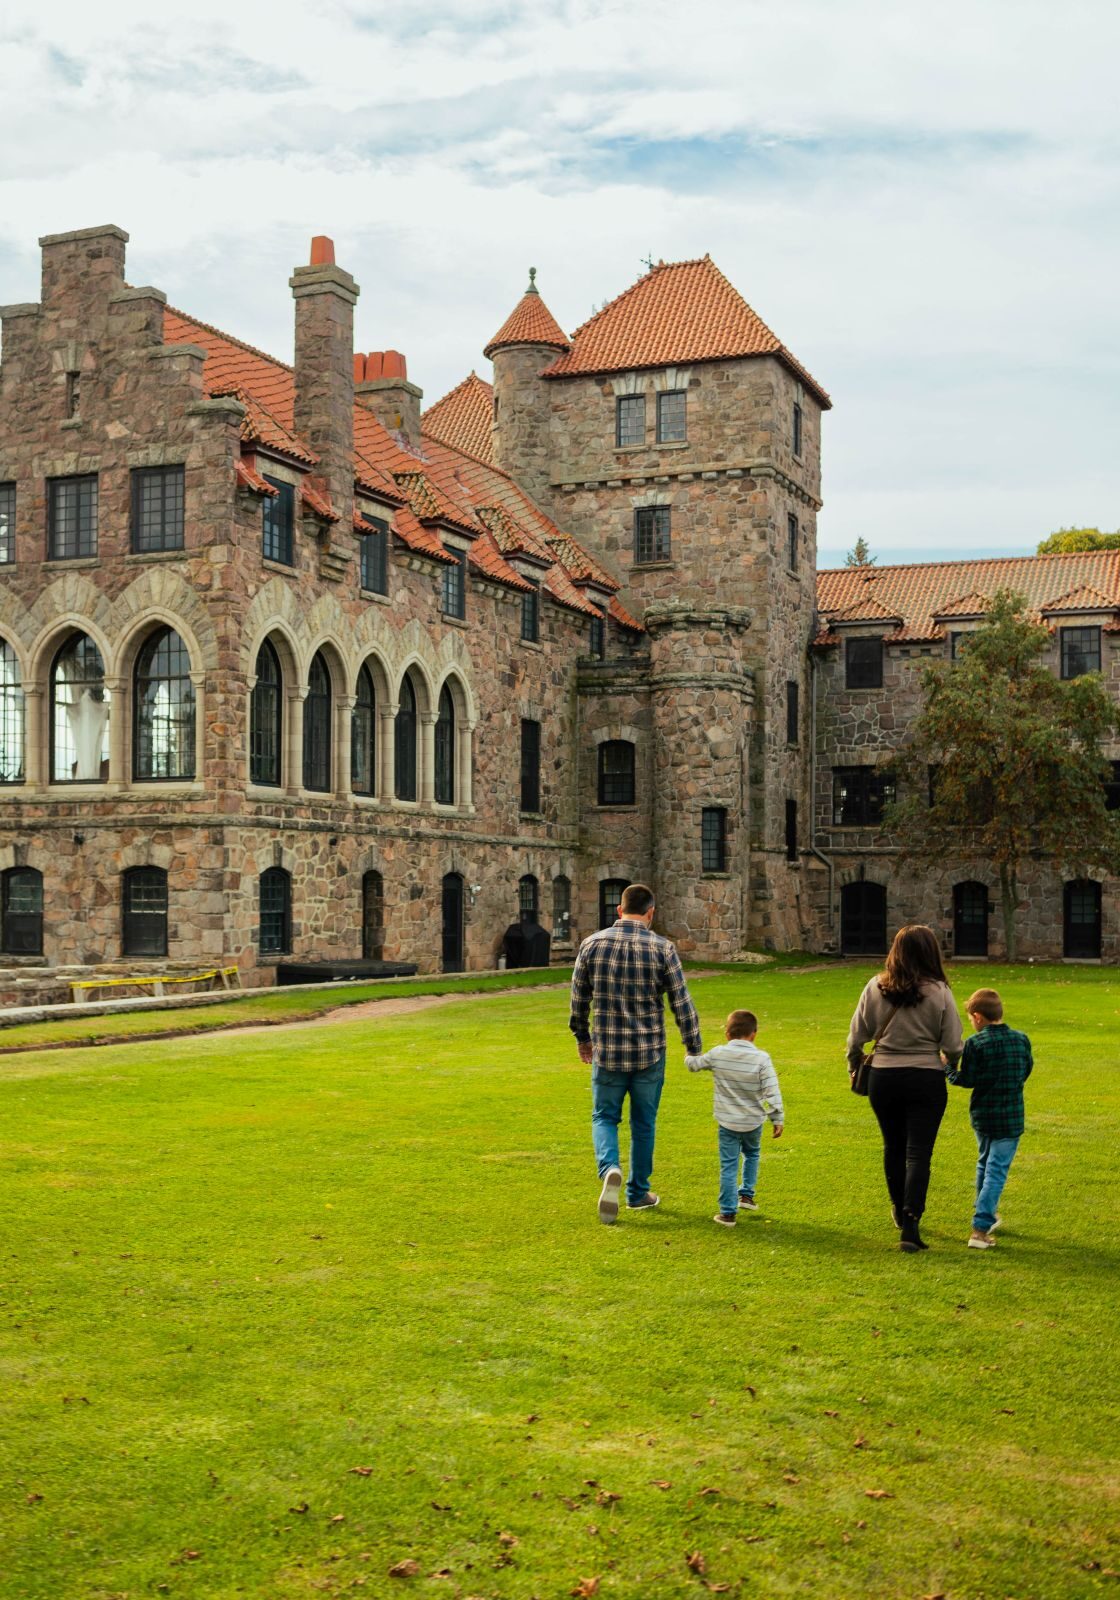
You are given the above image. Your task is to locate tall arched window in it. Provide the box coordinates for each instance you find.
[434,684,455,805]
[0,641,24,785]
[1,867,43,954]
[351,664,376,796]
[552,875,571,942]
[303,651,331,792]
[250,640,282,787]
[519,873,539,925]
[260,867,292,955]
[395,674,417,801]
[51,633,110,783]
[121,866,168,957]
[134,627,195,781]
[362,869,384,960]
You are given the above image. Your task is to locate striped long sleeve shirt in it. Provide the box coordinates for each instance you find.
[569,919,702,1072]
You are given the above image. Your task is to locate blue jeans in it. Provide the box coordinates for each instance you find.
[718,1124,763,1214]
[974,1133,1019,1232]
[591,1054,666,1205]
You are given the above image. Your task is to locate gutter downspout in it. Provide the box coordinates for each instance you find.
[808,648,835,931]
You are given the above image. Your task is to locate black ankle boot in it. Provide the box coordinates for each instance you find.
[899,1210,928,1252]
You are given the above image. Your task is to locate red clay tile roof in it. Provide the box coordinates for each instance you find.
[608,595,644,633]
[1040,583,1118,614]
[541,255,830,406]
[827,595,903,625]
[816,552,1120,645]
[423,372,495,463]
[300,483,338,522]
[394,471,481,539]
[236,458,279,496]
[475,505,553,566]
[483,277,570,360]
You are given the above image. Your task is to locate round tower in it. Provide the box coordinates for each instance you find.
[484,269,569,504]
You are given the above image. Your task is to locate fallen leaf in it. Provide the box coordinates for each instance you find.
[690,1411,703,1419]
[497,1532,519,1548]
[583,1479,599,1488]
[705,1585,732,1593]
[431,1502,451,1512]
[569,1578,600,1597]
[698,1486,721,1496]
[26,1493,43,1504]
[1000,1408,1015,1415]
[922,1592,946,1599]
[823,1410,840,1419]
[586,1524,599,1536]
[685,1550,707,1574]
[388,1559,420,1579]
[852,1436,868,1449]
[329,1514,345,1524]
[349,1466,374,1477]
[841,1533,852,1545]
[783,1473,800,1485]
[856,1520,867,1529]
[289,1502,309,1515]
[744,1385,756,1398]
[650,1480,672,1490]
[525,1413,540,1424]
[595,1490,621,1506]
[429,1570,452,1579]
[864,1489,893,1500]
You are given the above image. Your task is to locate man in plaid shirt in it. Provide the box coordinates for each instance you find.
[569,883,702,1223]
[947,987,1033,1249]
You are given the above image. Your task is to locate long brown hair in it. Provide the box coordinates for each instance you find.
[878,924,949,1007]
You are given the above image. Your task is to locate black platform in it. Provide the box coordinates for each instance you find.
[275,960,419,986]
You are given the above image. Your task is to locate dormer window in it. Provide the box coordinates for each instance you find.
[656,390,686,443]
[589,613,605,659]
[845,636,883,689]
[1060,626,1101,679]
[262,476,295,565]
[441,545,467,620]
[616,395,645,448]
[520,580,540,643]
[359,515,389,595]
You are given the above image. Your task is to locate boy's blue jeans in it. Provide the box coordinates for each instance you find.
[718,1123,763,1214]
[591,1054,665,1205]
[974,1133,1020,1232]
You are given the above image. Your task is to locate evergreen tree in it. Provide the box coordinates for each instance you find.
[888,592,1120,959]
[844,537,877,568]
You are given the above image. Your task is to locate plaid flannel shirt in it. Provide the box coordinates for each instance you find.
[569,919,702,1072]
[946,1023,1033,1139]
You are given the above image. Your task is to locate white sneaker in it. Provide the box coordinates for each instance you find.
[968,1230,996,1249]
[598,1166,622,1225]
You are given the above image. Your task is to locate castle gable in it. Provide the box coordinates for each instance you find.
[424,372,494,464]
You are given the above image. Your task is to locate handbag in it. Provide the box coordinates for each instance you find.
[850,1005,898,1096]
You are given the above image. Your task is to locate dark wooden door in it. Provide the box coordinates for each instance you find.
[441,873,464,972]
[954,881,989,956]
[1064,880,1101,959]
[840,881,887,955]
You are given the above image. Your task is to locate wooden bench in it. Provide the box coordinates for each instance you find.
[69,966,241,1004]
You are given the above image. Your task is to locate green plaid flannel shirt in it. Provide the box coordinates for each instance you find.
[947,1023,1033,1139]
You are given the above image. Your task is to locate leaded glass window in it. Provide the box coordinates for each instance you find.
[787,513,799,572]
[598,740,635,806]
[48,475,98,560]
[362,869,384,960]
[702,807,727,872]
[442,546,467,619]
[599,878,627,930]
[634,505,671,564]
[589,613,605,659]
[250,640,282,787]
[302,651,331,792]
[656,390,686,443]
[520,583,540,643]
[519,874,539,924]
[0,641,24,784]
[0,483,14,563]
[434,684,455,805]
[1,867,42,954]
[259,867,291,954]
[1060,626,1101,680]
[359,517,388,594]
[351,664,376,796]
[51,634,109,783]
[262,476,295,565]
[395,675,417,801]
[134,628,195,781]
[616,395,645,447]
[832,767,897,827]
[131,466,185,553]
[552,875,571,941]
[121,867,168,957]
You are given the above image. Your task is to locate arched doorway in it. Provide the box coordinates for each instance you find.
[953,881,989,957]
[840,881,887,955]
[1064,879,1101,959]
[441,873,465,973]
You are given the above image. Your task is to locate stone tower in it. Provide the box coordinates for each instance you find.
[485,269,569,504]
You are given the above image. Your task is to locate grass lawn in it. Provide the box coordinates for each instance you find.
[1,961,1117,1599]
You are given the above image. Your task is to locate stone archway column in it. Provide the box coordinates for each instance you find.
[104,675,125,787]
[458,719,476,810]
[24,686,45,788]
[419,711,438,805]
[189,669,207,780]
[335,693,355,797]
[379,706,397,799]
[285,689,305,796]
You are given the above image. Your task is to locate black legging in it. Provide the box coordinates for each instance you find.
[868,1067,947,1219]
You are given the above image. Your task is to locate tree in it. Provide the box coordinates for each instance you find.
[1037,527,1120,554]
[845,537,877,568]
[887,591,1120,959]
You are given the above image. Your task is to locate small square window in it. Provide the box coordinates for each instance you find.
[262,476,295,565]
[48,475,98,560]
[634,506,671,565]
[0,483,14,564]
[845,637,883,689]
[442,546,467,620]
[520,582,540,643]
[656,390,686,443]
[702,807,727,872]
[787,513,799,572]
[131,466,184,553]
[616,395,646,447]
[1060,626,1101,679]
[359,516,389,594]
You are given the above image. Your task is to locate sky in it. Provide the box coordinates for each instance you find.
[2,0,1118,566]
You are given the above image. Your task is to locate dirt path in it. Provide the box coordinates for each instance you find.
[225,983,570,1038]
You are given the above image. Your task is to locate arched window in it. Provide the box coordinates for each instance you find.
[351,664,376,796]
[121,866,168,957]
[395,674,417,801]
[260,867,291,955]
[250,640,282,787]
[303,651,331,792]
[0,641,24,784]
[51,633,110,783]
[134,627,195,781]
[552,875,571,942]
[598,740,636,806]
[434,684,455,805]
[362,869,384,960]
[1,867,42,954]
[599,878,628,930]
[519,874,539,925]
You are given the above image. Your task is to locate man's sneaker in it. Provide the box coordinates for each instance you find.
[597,1166,622,1225]
[713,1212,737,1227]
[739,1196,759,1211]
[968,1229,997,1249]
[627,1191,660,1210]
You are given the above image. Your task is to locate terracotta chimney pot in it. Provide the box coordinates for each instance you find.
[310,235,335,266]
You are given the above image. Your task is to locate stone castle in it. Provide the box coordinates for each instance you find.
[0,223,1115,994]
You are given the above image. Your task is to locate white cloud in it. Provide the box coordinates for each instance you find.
[2,0,1119,557]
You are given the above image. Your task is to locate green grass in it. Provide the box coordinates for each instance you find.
[1,962,1117,1599]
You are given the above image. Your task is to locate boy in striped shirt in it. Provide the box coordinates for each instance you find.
[686,1009,784,1226]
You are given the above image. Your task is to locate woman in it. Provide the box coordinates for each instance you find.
[847,925,963,1252]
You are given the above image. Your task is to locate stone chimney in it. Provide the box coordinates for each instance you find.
[40,224,128,313]
[354,350,423,453]
[290,234,358,527]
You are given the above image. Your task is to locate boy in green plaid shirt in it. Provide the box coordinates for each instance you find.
[947,987,1033,1250]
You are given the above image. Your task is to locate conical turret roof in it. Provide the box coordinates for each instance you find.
[483,269,570,360]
